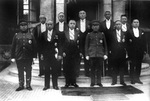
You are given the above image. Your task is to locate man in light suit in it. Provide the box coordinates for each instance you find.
[41,20,59,90]
[76,10,91,77]
[101,11,114,76]
[58,20,80,88]
[126,19,146,84]
[110,20,127,86]
[33,15,47,77]
[54,12,68,76]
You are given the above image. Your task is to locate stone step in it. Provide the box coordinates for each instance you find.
[8,62,150,79]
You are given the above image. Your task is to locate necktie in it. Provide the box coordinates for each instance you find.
[122,24,127,32]
[47,31,52,41]
[69,31,74,40]
[117,31,121,42]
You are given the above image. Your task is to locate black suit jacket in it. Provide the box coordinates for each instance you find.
[54,22,68,54]
[33,23,47,53]
[76,19,90,54]
[110,29,126,59]
[126,28,146,60]
[101,20,114,51]
[41,29,57,58]
[59,29,80,57]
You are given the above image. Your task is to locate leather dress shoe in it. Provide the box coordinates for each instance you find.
[136,80,143,84]
[26,86,33,91]
[97,83,103,87]
[90,83,95,87]
[53,86,59,90]
[72,83,79,87]
[131,80,135,84]
[43,87,50,91]
[120,82,127,86]
[38,74,44,77]
[64,84,70,88]
[16,86,24,91]
[111,82,117,85]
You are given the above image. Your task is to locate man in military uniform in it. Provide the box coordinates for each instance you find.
[85,20,108,87]
[11,19,37,91]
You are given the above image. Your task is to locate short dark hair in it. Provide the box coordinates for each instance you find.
[121,14,127,18]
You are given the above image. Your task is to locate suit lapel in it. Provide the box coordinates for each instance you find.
[65,30,70,42]
[74,30,78,41]
[37,24,41,37]
[114,30,124,43]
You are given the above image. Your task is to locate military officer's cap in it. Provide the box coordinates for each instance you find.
[19,19,27,26]
[91,20,100,25]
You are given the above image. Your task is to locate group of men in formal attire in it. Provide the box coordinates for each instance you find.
[11,10,146,91]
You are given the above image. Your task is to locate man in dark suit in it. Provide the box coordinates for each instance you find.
[110,20,127,86]
[126,19,146,84]
[58,20,80,88]
[41,20,59,90]
[33,14,47,77]
[76,10,91,77]
[120,14,131,75]
[54,12,68,76]
[101,11,114,76]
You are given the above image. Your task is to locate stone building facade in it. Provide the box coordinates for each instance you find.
[0,0,150,51]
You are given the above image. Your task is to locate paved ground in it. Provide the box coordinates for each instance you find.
[0,62,150,101]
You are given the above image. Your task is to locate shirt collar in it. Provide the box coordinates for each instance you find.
[59,21,64,24]
[80,19,86,22]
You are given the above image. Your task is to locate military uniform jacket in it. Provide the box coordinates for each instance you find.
[85,31,107,58]
[11,31,37,60]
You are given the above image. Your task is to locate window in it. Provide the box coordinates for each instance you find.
[23,0,37,22]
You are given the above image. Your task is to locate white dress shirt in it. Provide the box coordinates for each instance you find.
[133,28,139,38]
[47,29,53,42]
[122,23,127,32]
[41,23,46,33]
[106,19,111,29]
[116,30,121,42]
[80,19,86,33]
[59,22,64,32]
[69,29,75,40]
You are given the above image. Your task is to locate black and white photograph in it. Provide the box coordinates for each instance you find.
[0,0,150,101]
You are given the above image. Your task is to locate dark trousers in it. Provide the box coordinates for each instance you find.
[38,53,44,75]
[90,57,103,84]
[16,59,32,87]
[130,59,142,81]
[44,55,58,88]
[111,58,126,83]
[83,54,90,76]
[63,55,79,85]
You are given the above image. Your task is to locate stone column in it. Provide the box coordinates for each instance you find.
[56,0,65,23]
[112,0,127,21]
[40,0,54,21]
